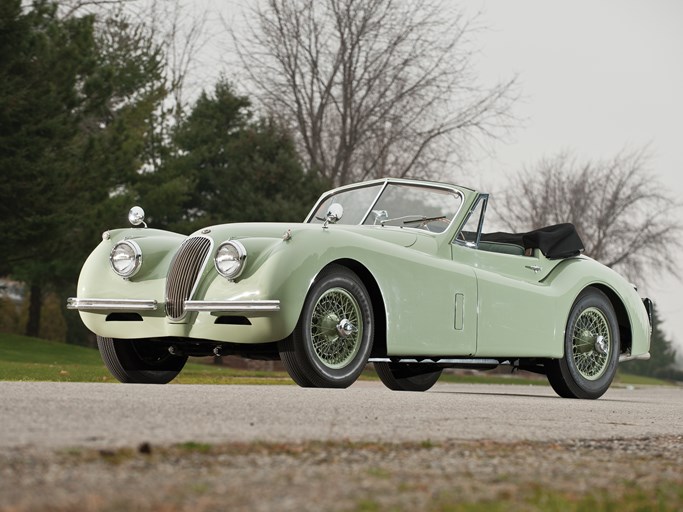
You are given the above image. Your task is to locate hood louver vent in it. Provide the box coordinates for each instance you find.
[165,237,212,320]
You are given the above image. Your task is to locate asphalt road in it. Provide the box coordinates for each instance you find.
[1,381,681,449]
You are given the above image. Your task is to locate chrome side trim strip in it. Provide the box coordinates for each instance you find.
[66,298,158,311]
[184,300,281,312]
[372,354,654,364]
[619,352,651,363]
[368,358,503,365]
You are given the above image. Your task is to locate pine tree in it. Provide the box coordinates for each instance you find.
[0,1,166,338]
[157,79,328,233]
[626,307,682,381]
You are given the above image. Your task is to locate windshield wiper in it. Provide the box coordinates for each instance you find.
[402,215,448,225]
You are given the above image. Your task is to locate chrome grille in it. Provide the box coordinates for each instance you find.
[165,237,212,320]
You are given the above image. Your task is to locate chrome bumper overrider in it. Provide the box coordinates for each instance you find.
[66,298,280,313]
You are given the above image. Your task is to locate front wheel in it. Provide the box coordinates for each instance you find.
[97,336,187,384]
[279,265,374,388]
[545,288,620,399]
[374,362,442,392]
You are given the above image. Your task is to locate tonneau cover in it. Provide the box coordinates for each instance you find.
[480,223,584,259]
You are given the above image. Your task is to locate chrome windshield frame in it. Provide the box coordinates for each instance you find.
[358,181,389,225]
[305,178,466,235]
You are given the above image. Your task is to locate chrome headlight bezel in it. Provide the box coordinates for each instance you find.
[214,240,247,280]
[109,240,142,278]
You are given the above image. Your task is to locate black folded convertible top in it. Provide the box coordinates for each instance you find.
[480,223,584,259]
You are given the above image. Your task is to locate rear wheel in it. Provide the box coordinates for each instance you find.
[546,288,620,399]
[97,336,187,384]
[374,362,442,391]
[279,265,374,388]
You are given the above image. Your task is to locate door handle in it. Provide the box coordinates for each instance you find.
[525,265,542,273]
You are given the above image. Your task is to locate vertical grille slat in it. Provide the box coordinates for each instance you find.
[165,237,212,320]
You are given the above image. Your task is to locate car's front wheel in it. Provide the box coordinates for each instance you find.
[545,288,620,399]
[374,362,442,391]
[279,265,374,388]
[97,336,187,384]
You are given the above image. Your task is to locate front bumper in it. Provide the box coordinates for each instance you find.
[67,298,281,313]
[185,300,280,312]
[67,297,286,344]
[66,298,158,311]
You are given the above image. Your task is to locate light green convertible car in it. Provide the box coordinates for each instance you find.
[68,178,652,399]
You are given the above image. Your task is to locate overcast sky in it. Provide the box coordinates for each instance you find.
[202,0,683,355]
[467,0,683,355]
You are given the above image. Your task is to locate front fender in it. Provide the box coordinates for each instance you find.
[195,226,426,342]
[76,228,186,299]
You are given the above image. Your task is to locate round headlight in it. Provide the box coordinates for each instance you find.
[214,241,247,279]
[109,240,142,278]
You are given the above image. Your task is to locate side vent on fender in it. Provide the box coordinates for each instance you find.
[454,293,464,331]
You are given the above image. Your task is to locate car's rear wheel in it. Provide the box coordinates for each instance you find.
[97,336,187,384]
[374,362,442,391]
[545,288,620,399]
[279,265,374,388]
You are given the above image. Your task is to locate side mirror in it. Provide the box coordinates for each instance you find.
[128,206,147,228]
[323,203,343,228]
[372,209,388,224]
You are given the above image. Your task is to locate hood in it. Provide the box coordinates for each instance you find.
[192,222,418,248]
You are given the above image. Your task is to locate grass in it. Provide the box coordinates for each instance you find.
[51,438,682,512]
[614,371,671,386]
[0,332,111,382]
[0,332,676,387]
[350,482,683,512]
[423,482,683,512]
[0,332,292,384]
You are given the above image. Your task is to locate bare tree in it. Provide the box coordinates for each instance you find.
[58,0,209,123]
[55,0,133,19]
[494,148,682,282]
[144,0,209,123]
[230,0,517,186]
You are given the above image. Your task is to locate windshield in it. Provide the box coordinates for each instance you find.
[309,182,462,233]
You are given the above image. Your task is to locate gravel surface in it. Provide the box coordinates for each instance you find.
[1,436,682,511]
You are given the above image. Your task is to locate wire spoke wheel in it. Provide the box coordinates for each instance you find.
[571,307,611,380]
[311,288,363,369]
[278,265,374,388]
[545,287,620,399]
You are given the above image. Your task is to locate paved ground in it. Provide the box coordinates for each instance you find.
[1,381,681,449]
[2,381,682,512]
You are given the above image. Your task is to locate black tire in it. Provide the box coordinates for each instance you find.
[97,336,187,384]
[374,362,442,392]
[546,288,620,399]
[279,265,374,388]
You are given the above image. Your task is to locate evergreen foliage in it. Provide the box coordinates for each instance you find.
[0,1,166,337]
[0,3,326,341]
[0,0,97,276]
[154,79,327,233]
[627,307,682,381]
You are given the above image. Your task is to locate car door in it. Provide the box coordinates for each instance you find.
[452,196,562,358]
